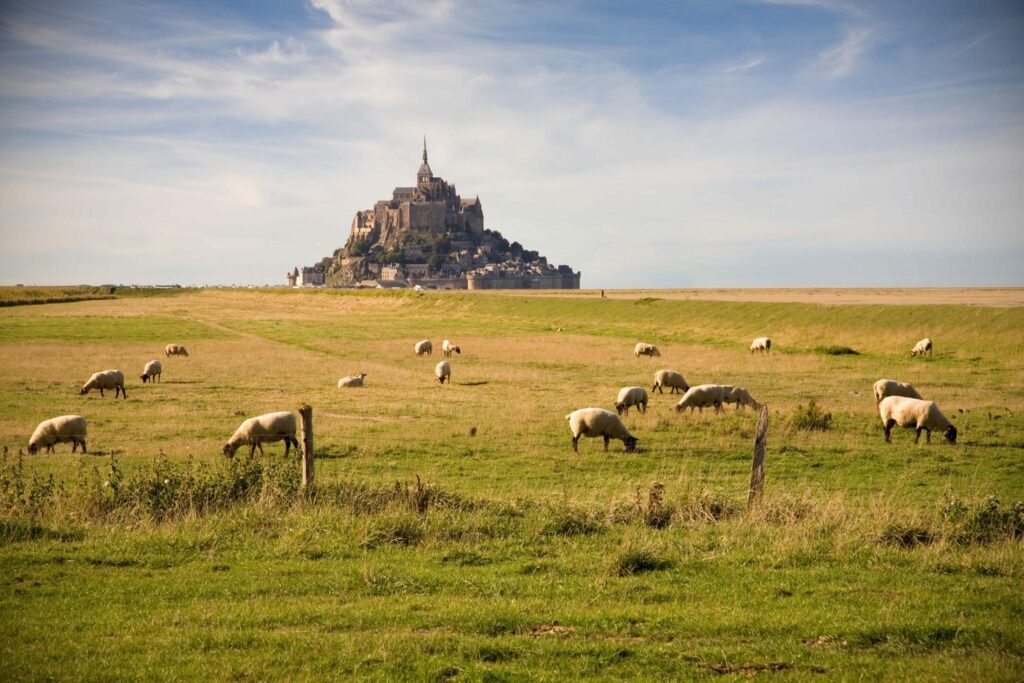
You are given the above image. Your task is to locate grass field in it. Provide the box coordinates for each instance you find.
[1,288,1023,680]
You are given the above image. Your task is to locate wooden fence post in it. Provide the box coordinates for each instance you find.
[748,405,769,508]
[298,403,314,494]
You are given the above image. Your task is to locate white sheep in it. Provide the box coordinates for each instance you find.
[652,369,689,394]
[435,360,451,384]
[80,370,126,399]
[338,373,367,388]
[165,344,189,358]
[140,360,162,384]
[722,386,759,410]
[615,386,648,416]
[634,342,661,358]
[223,411,299,458]
[675,384,726,414]
[750,337,772,354]
[873,379,922,405]
[442,339,461,357]
[566,408,638,453]
[910,338,933,357]
[27,415,87,454]
[415,340,433,356]
[878,396,956,444]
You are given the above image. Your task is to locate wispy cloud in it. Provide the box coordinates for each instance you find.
[818,25,875,78]
[724,56,765,74]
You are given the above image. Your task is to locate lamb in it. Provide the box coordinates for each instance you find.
[566,408,638,453]
[873,378,922,404]
[223,411,299,458]
[140,360,162,383]
[675,384,726,414]
[722,386,759,410]
[415,340,433,356]
[80,370,126,399]
[338,373,367,388]
[750,337,772,354]
[878,396,956,444]
[615,386,648,415]
[435,360,451,384]
[442,339,461,357]
[652,369,689,394]
[165,344,189,357]
[634,342,661,358]
[910,338,933,357]
[27,415,87,454]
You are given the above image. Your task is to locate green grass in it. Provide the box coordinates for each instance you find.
[1,288,1022,680]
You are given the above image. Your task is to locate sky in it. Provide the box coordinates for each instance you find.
[0,0,1022,287]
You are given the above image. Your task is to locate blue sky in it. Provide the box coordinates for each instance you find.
[0,0,1022,286]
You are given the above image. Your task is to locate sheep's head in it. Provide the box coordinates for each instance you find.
[140,374,149,383]
[223,442,238,458]
[623,436,638,452]
[674,402,684,413]
[454,346,461,354]
[615,403,626,416]
[359,373,367,379]
[79,386,89,395]
[26,441,39,455]
[652,349,661,357]
[944,426,958,444]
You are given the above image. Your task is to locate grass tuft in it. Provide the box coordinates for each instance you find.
[816,345,860,355]
[791,398,833,431]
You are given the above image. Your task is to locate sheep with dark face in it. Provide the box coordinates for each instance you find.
[566,408,638,453]
[81,370,126,399]
[165,344,189,358]
[223,412,299,458]
[435,360,451,384]
[910,338,933,357]
[652,369,689,394]
[878,396,956,445]
[338,373,367,388]
[442,339,461,357]
[28,415,87,454]
[415,340,433,356]
[615,386,648,415]
[750,337,772,354]
[140,360,162,383]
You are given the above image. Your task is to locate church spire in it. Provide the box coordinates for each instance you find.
[417,135,433,185]
[422,135,428,163]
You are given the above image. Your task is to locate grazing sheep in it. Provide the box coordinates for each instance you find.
[442,339,461,357]
[722,386,759,410]
[878,396,956,444]
[652,369,689,394]
[140,360,162,384]
[910,338,933,357]
[566,408,638,453]
[415,340,433,356]
[675,384,726,414]
[750,337,772,354]
[165,344,189,358]
[615,386,649,415]
[873,379,922,404]
[80,370,126,399]
[27,415,87,454]
[634,342,661,358]
[435,360,451,384]
[223,411,298,458]
[338,373,367,388]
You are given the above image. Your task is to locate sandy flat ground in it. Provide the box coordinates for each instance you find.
[483,287,1024,307]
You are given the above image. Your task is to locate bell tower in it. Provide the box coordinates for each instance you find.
[416,136,433,186]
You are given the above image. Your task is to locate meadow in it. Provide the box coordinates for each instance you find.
[1,288,1022,681]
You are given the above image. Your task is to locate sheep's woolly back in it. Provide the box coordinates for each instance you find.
[566,408,634,442]
[676,384,726,410]
[873,379,922,403]
[653,369,688,389]
[878,396,952,432]
[83,369,124,391]
[616,386,648,406]
[634,343,660,357]
[227,412,297,446]
[338,374,366,388]
[29,415,87,448]
[435,360,451,380]
[143,360,161,375]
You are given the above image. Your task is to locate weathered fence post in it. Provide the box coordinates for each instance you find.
[298,403,314,494]
[747,405,769,508]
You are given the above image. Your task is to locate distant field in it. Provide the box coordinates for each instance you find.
[1,288,1022,680]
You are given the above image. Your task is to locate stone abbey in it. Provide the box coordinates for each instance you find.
[295,140,580,289]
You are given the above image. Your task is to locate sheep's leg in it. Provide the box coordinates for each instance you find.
[257,442,265,456]
[884,420,895,443]
[603,435,610,452]
[80,438,87,454]
[71,440,78,453]
[641,403,646,414]
[249,443,257,457]
[99,388,105,397]
[571,436,579,454]
[925,429,931,444]
[914,428,922,444]
[284,439,291,456]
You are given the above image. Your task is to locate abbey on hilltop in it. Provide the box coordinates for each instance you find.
[294,140,581,289]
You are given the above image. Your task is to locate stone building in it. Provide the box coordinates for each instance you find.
[286,266,325,287]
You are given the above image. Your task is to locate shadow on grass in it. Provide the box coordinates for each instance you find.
[458,381,490,386]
